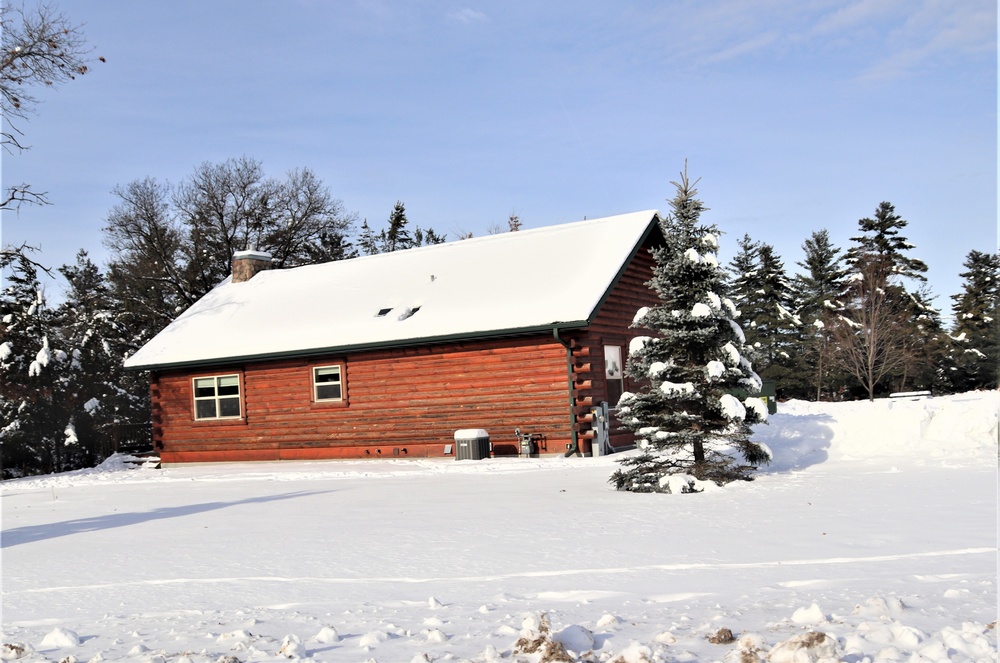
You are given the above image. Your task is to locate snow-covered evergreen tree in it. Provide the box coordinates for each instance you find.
[845,201,928,282]
[609,168,769,493]
[0,252,70,476]
[948,250,1000,391]
[57,251,149,466]
[727,240,801,394]
[726,234,760,313]
[793,229,849,400]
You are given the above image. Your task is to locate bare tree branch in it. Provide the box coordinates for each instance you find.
[1,3,100,211]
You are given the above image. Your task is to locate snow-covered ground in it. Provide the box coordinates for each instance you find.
[2,391,997,663]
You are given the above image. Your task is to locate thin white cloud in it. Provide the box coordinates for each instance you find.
[446,8,488,24]
[661,0,994,79]
[859,0,996,80]
[703,32,780,64]
[812,0,904,35]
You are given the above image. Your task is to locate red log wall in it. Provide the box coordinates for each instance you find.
[152,336,572,462]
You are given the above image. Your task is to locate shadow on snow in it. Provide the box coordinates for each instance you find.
[0,490,331,548]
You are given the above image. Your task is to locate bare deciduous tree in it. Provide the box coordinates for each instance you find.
[831,257,910,401]
[1,3,100,213]
[103,158,357,342]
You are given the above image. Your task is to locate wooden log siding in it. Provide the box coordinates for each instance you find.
[152,336,572,462]
[572,240,660,451]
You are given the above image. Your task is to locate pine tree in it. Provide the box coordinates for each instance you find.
[949,250,1000,390]
[381,201,413,252]
[609,168,768,493]
[508,211,522,232]
[845,202,928,282]
[901,286,948,392]
[793,230,849,400]
[413,226,447,247]
[0,252,70,476]
[357,219,380,256]
[726,234,760,316]
[837,202,936,397]
[727,237,801,395]
[57,252,149,466]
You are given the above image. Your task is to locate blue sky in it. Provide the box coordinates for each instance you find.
[2,0,996,315]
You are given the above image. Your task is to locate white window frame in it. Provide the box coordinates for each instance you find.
[604,345,624,408]
[312,365,344,402]
[192,374,242,420]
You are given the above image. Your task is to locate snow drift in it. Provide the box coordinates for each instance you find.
[2,391,996,662]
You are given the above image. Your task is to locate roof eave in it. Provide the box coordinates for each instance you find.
[124,320,592,373]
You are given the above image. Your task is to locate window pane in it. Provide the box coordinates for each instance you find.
[605,346,624,407]
[219,397,241,418]
[194,378,216,398]
[314,367,340,384]
[195,400,217,419]
[316,383,342,401]
[217,375,240,396]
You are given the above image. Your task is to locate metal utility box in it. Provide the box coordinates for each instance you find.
[454,429,490,460]
[760,380,777,415]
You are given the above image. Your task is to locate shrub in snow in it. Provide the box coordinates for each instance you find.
[790,602,828,625]
[723,633,767,662]
[707,627,736,644]
[553,624,595,654]
[595,614,621,628]
[278,633,304,658]
[851,595,906,620]
[610,167,768,493]
[766,631,839,663]
[311,627,339,644]
[39,627,81,648]
[423,628,448,643]
[514,613,574,662]
[1,643,32,660]
[358,630,389,647]
[606,642,653,662]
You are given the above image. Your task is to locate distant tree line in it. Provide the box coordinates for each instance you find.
[724,201,998,401]
[612,169,998,492]
[2,153,996,477]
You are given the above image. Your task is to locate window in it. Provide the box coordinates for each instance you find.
[313,365,343,402]
[604,345,624,407]
[193,374,241,420]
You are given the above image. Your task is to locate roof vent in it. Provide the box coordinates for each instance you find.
[231,250,272,283]
[397,306,421,321]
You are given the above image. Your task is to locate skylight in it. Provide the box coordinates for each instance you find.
[397,306,421,321]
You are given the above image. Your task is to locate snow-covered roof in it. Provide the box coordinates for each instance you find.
[124,211,661,370]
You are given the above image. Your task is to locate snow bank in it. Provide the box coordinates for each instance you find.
[755,391,998,468]
[1,392,996,663]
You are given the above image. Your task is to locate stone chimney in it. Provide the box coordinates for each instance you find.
[231,250,273,283]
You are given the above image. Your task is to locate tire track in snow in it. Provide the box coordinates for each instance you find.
[4,547,995,596]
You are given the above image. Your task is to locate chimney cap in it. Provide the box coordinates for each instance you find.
[233,249,273,261]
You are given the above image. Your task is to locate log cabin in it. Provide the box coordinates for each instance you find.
[123,210,666,463]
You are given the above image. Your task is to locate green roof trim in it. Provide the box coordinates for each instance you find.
[126,320,592,372]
